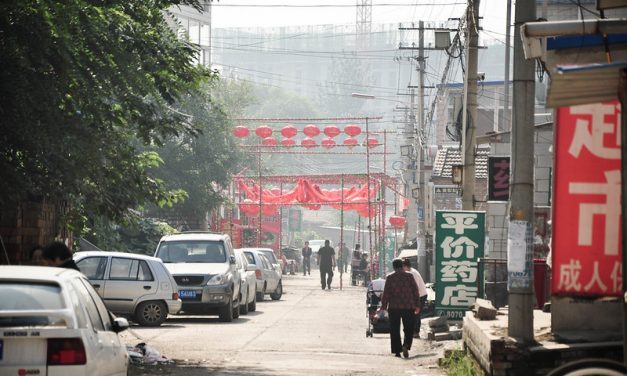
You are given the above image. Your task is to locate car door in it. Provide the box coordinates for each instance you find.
[76,256,109,298]
[103,257,157,314]
[260,255,279,291]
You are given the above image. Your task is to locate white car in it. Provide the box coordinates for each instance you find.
[238,248,283,301]
[74,251,182,326]
[256,248,283,277]
[234,249,257,314]
[0,266,129,376]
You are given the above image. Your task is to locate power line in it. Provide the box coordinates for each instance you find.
[212,2,464,8]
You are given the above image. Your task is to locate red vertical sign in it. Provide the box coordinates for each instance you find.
[552,101,622,297]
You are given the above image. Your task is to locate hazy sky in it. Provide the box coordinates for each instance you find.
[212,0,509,40]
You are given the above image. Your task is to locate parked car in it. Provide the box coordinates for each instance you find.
[74,251,182,326]
[234,249,257,314]
[238,248,283,301]
[0,266,129,376]
[154,232,241,322]
[256,248,283,276]
[281,246,302,274]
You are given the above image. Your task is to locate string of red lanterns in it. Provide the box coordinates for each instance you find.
[233,123,379,148]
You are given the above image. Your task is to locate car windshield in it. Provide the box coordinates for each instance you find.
[259,250,278,263]
[0,282,66,327]
[156,241,226,263]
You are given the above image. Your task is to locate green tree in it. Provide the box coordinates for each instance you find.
[0,0,207,226]
[318,57,374,117]
[150,78,254,226]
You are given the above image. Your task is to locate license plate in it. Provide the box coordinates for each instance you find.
[179,290,197,298]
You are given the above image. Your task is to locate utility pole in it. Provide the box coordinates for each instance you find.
[404,89,418,246]
[507,0,535,341]
[462,0,479,211]
[416,21,429,282]
[502,0,512,132]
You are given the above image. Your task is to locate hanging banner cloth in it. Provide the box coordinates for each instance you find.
[237,178,379,218]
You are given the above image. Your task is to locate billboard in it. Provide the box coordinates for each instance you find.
[435,210,485,320]
[488,156,510,201]
[552,101,622,297]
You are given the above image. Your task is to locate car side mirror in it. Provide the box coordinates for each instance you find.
[230,255,236,265]
[246,264,257,272]
[112,317,129,333]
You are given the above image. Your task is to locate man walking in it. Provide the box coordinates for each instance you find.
[402,258,428,337]
[337,242,349,273]
[302,241,312,276]
[381,258,421,358]
[317,240,335,290]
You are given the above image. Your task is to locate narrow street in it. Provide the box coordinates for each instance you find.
[123,273,453,375]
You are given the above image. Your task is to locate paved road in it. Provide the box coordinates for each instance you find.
[123,272,452,375]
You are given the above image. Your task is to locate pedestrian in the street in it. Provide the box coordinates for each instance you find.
[42,241,80,271]
[317,239,335,290]
[28,245,46,266]
[337,242,349,273]
[380,258,421,358]
[402,258,428,338]
[302,241,312,276]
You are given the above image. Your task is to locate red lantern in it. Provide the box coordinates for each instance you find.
[344,124,361,137]
[323,124,340,138]
[262,137,277,147]
[255,125,272,138]
[303,124,320,138]
[281,138,296,147]
[343,137,358,149]
[301,137,317,148]
[281,124,297,138]
[321,138,336,149]
[233,125,249,138]
[389,215,406,229]
[365,137,379,148]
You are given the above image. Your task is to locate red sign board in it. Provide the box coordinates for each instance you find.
[552,101,622,297]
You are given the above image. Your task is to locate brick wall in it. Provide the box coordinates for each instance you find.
[0,200,65,264]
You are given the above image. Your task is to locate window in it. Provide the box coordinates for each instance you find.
[79,278,112,331]
[76,257,107,279]
[109,258,153,281]
[71,279,104,331]
[156,241,227,263]
[243,252,255,265]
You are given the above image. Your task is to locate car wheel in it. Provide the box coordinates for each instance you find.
[248,289,257,312]
[135,301,167,327]
[256,284,266,302]
[547,359,627,376]
[232,294,240,319]
[240,290,249,315]
[219,299,233,322]
[270,280,283,300]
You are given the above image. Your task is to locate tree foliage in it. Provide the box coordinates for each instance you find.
[0,0,208,223]
[150,79,253,218]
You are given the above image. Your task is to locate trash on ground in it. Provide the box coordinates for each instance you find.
[127,342,174,365]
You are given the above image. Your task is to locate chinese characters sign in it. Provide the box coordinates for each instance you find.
[553,101,622,297]
[488,156,510,201]
[435,211,485,320]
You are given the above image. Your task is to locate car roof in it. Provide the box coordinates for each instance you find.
[160,232,229,242]
[236,248,274,252]
[74,250,160,262]
[0,265,83,282]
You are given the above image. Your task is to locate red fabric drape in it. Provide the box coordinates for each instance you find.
[237,178,379,217]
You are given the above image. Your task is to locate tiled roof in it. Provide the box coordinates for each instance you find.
[432,145,489,179]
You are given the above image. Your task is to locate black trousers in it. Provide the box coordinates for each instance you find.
[320,268,333,288]
[388,309,415,354]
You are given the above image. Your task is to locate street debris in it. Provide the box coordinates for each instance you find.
[424,316,463,341]
[472,298,497,320]
[128,342,174,366]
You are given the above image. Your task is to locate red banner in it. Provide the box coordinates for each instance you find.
[552,101,622,297]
